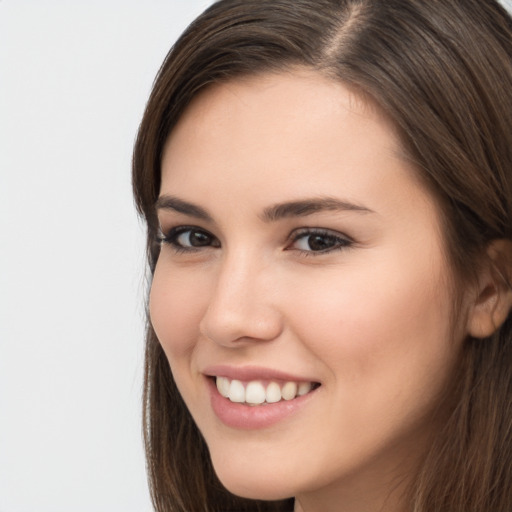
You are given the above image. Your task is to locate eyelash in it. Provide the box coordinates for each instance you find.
[289,228,353,256]
[157,226,354,256]
[157,225,220,254]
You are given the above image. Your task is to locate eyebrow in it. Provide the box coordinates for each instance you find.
[261,197,374,222]
[155,194,374,222]
[155,195,213,221]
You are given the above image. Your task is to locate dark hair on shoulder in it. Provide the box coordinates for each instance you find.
[133,1,512,510]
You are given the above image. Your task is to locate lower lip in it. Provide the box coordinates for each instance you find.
[207,377,317,430]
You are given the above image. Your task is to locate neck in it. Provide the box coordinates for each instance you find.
[292,433,424,512]
[294,474,408,512]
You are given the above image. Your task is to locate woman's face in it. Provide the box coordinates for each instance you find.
[150,70,468,508]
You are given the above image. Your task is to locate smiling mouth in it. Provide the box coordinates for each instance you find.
[214,376,320,406]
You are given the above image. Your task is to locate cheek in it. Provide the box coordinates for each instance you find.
[276,257,459,476]
[149,261,208,360]
[285,251,457,399]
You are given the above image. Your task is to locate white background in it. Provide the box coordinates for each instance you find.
[0,2,212,511]
[1,1,512,511]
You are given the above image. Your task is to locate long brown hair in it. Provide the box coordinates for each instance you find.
[132,1,512,510]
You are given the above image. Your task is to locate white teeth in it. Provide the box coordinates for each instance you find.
[245,381,266,404]
[265,382,282,403]
[216,376,230,398]
[229,379,245,403]
[297,382,312,396]
[216,377,315,405]
[281,381,298,400]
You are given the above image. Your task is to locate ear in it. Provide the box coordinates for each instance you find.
[467,239,512,339]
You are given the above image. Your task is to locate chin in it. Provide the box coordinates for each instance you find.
[210,452,297,501]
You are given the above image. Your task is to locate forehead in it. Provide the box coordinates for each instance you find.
[166,69,398,148]
[160,69,429,219]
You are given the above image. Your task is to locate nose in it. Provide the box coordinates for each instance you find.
[199,252,284,347]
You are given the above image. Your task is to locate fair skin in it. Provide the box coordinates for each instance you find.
[150,70,472,512]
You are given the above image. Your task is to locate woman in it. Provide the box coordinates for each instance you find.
[132,1,512,510]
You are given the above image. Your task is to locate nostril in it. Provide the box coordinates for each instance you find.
[199,304,284,347]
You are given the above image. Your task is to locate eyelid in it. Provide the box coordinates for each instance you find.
[157,225,220,251]
[156,224,353,256]
[287,227,354,254]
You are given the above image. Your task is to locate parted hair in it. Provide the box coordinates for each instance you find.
[132,1,512,510]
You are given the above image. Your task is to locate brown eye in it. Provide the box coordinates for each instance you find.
[161,227,220,251]
[290,229,353,253]
[177,230,213,247]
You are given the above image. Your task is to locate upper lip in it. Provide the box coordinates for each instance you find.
[202,364,320,383]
